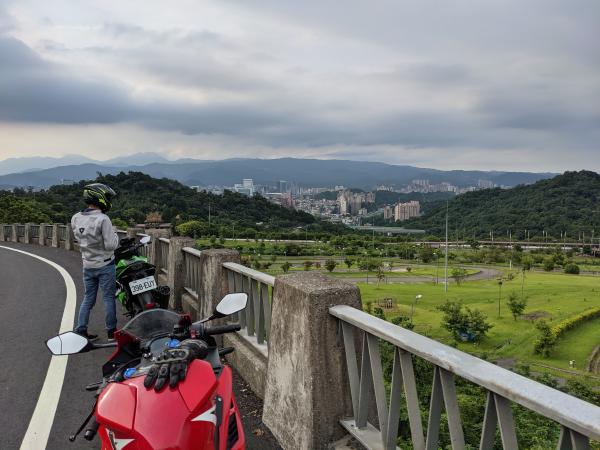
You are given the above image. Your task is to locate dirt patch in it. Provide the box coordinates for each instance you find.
[522,311,551,321]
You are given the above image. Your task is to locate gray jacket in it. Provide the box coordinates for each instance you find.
[71,209,119,269]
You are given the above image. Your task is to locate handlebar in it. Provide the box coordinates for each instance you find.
[204,324,241,336]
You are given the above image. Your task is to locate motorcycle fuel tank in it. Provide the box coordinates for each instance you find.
[96,360,220,449]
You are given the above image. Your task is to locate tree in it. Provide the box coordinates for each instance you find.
[564,263,580,274]
[344,257,354,269]
[281,261,291,273]
[437,301,493,342]
[324,259,337,272]
[450,267,468,285]
[542,257,555,272]
[533,321,557,357]
[522,255,533,271]
[303,260,313,271]
[418,245,435,263]
[376,265,385,286]
[507,291,527,320]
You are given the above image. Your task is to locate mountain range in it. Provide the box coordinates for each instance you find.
[0,153,555,190]
[403,170,600,238]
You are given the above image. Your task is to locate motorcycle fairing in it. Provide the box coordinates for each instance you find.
[96,360,222,449]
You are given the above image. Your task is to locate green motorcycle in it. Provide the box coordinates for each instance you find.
[115,236,170,317]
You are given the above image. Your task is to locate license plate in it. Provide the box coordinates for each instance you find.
[129,276,157,295]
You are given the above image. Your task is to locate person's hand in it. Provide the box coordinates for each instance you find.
[143,340,207,391]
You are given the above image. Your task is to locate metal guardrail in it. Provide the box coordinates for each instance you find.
[182,247,202,299]
[16,224,25,238]
[158,238,170,275]
[330,305,600,450]
[223,262,274,349]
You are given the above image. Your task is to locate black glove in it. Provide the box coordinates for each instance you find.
[144,340,208,391]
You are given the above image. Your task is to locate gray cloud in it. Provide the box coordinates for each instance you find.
[0,0,598,170]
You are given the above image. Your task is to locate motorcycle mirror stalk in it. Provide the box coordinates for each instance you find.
[198,293,247,323]
[46,331,117,356]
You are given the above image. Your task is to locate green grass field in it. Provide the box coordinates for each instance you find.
[359,270,600,382]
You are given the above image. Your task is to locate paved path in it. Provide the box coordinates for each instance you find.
[339,266,502,284]
[0,242,279,450]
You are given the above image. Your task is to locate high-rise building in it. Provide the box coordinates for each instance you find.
[394,201,421,221]
[383,205,394,220]
[278,180,289,193]
[234,178,255,196]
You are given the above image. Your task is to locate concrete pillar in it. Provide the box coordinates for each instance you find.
[64,224,75,251]
[197,249,241,319]
[11,224,18,243]
[24,223,32,244]
[51,224,60,247]
[0,224,6,242]
[39,223,48,246]
[166,237,196,311]
[262,273,362,450]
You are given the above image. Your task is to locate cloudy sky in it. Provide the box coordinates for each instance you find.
[0,0,598,171]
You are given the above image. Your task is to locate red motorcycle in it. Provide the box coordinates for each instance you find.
[46,293,248,450]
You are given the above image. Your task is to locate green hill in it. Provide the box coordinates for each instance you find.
[403,171,600,239]
[1,172,343,237]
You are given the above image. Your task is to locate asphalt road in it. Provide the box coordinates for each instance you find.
[0,241,280,450]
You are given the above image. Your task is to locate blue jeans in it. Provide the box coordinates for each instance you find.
[75,262,117,333]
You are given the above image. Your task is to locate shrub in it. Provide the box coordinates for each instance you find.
[507,291,527,320]
[542,257,555,272]
[281,261,291,273]
[551,306,600,338]
[564,263,580,275]
[324,259,337,272]
[176,220,208,237]
[534,321,556,357]
[451,267,468,285]
[437,301,493,342]
[303,260,313,271]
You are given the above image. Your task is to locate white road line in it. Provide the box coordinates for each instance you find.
[0,246,77,450]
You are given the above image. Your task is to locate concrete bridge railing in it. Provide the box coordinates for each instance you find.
[2,224,600,449]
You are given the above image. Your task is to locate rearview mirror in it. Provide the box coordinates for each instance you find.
[46,331,90,355]
[139,235,151,245]
[216,293,248,316]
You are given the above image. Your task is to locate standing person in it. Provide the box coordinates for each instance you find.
[72,183,119,341]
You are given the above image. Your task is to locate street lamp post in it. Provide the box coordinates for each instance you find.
[497,279,503,317]
[411,294,423,323]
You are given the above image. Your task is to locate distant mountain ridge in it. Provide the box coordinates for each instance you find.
[0,155,555,189]
[403,170,600,238]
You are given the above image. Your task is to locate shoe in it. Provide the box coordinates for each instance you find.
[77,330,98,341]
[107,328,117,341]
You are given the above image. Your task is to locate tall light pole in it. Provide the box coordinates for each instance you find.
[497,279,503,317]
[444,201,449,293]
[411,294,423,323]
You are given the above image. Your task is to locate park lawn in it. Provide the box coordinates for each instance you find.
[358,270,600,377]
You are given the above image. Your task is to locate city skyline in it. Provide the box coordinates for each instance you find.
[0,1,598,172]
